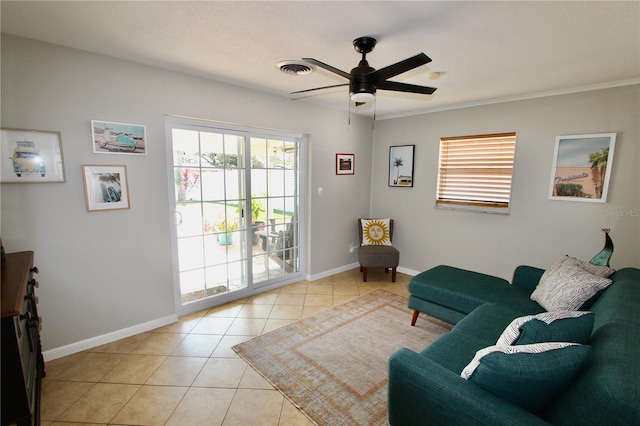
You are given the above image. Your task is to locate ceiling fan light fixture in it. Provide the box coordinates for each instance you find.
[350,92,375,103]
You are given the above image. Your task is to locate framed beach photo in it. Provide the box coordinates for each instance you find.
[336,153,355,175]
[548,133,616,203]
[0,128,66,183]
[92,120,146,155]
[388,145,415,187]
[82,164,131,211]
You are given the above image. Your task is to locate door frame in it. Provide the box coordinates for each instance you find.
[165,115,308,316]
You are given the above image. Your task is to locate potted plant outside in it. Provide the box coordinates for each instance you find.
[214,217,239,245]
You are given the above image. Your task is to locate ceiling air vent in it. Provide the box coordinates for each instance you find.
[277,60,316,76]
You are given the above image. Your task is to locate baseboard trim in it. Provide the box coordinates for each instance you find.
[398,266,420,277]
[306,262,360,281]
[44,264,420,361]
[42,314,178,361]
[307,263,418,281]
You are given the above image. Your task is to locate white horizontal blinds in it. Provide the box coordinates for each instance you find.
[437,132,516,209]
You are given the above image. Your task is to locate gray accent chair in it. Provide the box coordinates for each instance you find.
[358,218,400,282]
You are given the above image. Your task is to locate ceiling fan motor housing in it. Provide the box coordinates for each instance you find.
[350,60,376,96]
[350,78,377,96]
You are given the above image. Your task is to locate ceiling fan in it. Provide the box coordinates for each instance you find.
[292,36,437,105]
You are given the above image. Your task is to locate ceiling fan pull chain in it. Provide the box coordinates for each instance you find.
[373,100,377,128]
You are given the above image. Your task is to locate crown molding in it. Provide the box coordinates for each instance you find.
[377,79,640,121]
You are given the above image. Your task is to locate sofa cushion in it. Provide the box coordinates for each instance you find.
[420,331,490,375]
[496,311,594,346]
[452,303,526,342]
[544,323,640,425]
[461,343,591,413]
[590,268,640,328]
[531,257,612,311]
[409,265,544,315]
[421,303,534,374]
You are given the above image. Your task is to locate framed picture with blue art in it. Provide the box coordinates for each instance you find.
[82,164,130,212]
[548,133,616,203]
[91,120,146,155]
[388,145,415,187]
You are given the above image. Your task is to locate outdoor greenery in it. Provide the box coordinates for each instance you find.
[213,217,239,232]
[589,147,609,199]
[175,168,200,202]
[201,153,238,168]
[251,198,265,222]
[556,183,588,197]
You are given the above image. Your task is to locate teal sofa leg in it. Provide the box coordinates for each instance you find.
[411,309,419,326]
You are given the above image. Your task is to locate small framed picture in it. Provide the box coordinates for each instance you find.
[0,128,66,183]
[389,145,415,187]
[548,133,616,203]
[82,164,131,212]
[92,120,146,155]
[336,153,355,175]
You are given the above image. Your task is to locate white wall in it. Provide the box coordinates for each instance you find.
[372,85,640,279]
[1,35,373,355]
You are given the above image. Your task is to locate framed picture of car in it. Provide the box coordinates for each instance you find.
[82,164,130,211]
[91,120,146,155]
[0,128,66,183]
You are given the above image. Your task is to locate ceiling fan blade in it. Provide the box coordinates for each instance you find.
[291,83,348,95]
[370,53,431,82]
[302,58,352,80]
[376,80,437,95]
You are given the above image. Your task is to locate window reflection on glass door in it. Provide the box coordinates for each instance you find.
[168,121,302,309]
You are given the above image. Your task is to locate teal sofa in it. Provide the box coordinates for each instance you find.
[388,265,640,425]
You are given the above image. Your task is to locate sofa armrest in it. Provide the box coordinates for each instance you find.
[388,348,550,426]
[511,265,545,291]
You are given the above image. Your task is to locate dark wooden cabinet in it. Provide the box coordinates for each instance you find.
[1,251,45,426]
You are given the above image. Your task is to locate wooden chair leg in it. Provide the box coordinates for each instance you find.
[362,267,368,282]
[411,309,419,326]
[360,265,363,272]
[384,268,389,273]
[392,267,397,282]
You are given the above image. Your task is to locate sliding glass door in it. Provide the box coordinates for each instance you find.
[166,118,305,313]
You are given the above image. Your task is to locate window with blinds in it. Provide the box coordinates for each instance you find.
[436,132,517,213]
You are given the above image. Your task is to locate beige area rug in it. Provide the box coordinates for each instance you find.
[233,289,452,426]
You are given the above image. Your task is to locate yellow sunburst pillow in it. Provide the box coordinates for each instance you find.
[361,218,392,246]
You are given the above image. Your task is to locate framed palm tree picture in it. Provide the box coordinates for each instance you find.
[388,145,415,187]
[82,164,130,211]
[548,133,616,203]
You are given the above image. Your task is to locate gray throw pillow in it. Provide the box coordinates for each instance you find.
[531,257,612,311]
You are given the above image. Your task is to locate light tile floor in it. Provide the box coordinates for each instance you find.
[41,268,412,426]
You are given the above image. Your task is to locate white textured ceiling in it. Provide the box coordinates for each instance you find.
[2,1,639,119]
